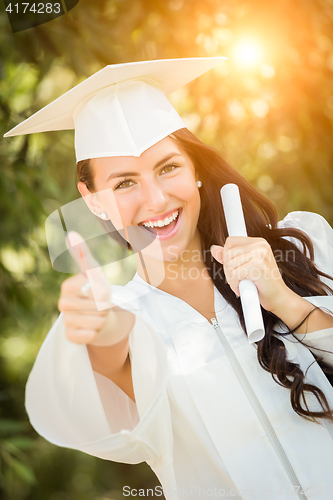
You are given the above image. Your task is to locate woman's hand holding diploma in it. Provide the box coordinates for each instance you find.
[211,184,333,338]
[211,235,294,314]
[211,234,333,336]
[210,183,313,342]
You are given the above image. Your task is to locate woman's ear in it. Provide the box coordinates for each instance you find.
[77,181,91,198]
[77,181,105,216]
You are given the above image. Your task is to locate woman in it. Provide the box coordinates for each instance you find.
[5,57,333,499]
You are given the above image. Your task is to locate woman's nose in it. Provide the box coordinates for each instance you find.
[141,180,170,211]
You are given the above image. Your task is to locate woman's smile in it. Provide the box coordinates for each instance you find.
[139,206,182,240]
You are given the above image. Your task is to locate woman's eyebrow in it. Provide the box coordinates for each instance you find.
[106,153,182,182]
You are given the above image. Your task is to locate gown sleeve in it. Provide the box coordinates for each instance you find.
[25,290,174,467]
[277,211,333,367]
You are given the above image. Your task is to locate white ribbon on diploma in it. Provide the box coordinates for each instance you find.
[220,183,265,343]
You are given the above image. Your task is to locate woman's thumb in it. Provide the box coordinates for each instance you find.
[66,231,111,309]
[66,231,99,273]
[210,244,224,263]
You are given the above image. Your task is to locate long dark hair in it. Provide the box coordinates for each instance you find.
[77,128,333,424]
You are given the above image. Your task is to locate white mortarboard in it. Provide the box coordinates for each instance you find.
[4,57,226,162]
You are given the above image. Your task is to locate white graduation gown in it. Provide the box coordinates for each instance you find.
[25,211,333,500]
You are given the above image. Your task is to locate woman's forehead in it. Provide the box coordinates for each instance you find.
[91,137,186,176]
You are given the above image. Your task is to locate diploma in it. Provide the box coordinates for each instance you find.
[220,183,265,343]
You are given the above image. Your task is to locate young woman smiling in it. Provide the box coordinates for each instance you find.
[74,127,333,410]
[5,58,333,499]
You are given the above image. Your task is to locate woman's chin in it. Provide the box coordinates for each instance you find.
[133,243,185,266]
[142,249,181,263]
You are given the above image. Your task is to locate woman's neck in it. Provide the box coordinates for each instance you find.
[135,230,212,294]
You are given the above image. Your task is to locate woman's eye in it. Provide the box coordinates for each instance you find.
[114,179,134,190]
[162,163,179,173]
[114,164,179,190]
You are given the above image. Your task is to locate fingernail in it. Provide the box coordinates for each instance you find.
[210,245,217,252]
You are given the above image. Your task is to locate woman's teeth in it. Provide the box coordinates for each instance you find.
[142,210,179,228]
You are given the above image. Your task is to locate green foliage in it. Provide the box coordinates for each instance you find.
[1,0,333,498]
[0,419,36,496]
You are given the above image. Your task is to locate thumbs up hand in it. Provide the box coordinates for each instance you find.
[58,232,130,346]
[66,231,111,310]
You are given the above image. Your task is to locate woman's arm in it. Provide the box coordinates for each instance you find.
[58,273,136,402]
[211,233,333,334]
[269,289,333,334]
[58,232,137,401]
[86,306,136,401]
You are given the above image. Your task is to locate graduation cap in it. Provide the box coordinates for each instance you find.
[4,57,227,161]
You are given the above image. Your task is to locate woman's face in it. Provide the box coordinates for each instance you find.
[84,137,202,262]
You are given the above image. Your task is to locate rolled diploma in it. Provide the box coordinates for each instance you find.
[220,183,265,343]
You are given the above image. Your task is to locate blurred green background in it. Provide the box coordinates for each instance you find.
[1,0,333,498]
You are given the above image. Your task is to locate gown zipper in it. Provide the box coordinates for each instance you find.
[210,317,308,500]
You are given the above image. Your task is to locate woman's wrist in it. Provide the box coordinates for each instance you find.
[271,291,313,333]
[90,306,135,346]
[270,288,333,334]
